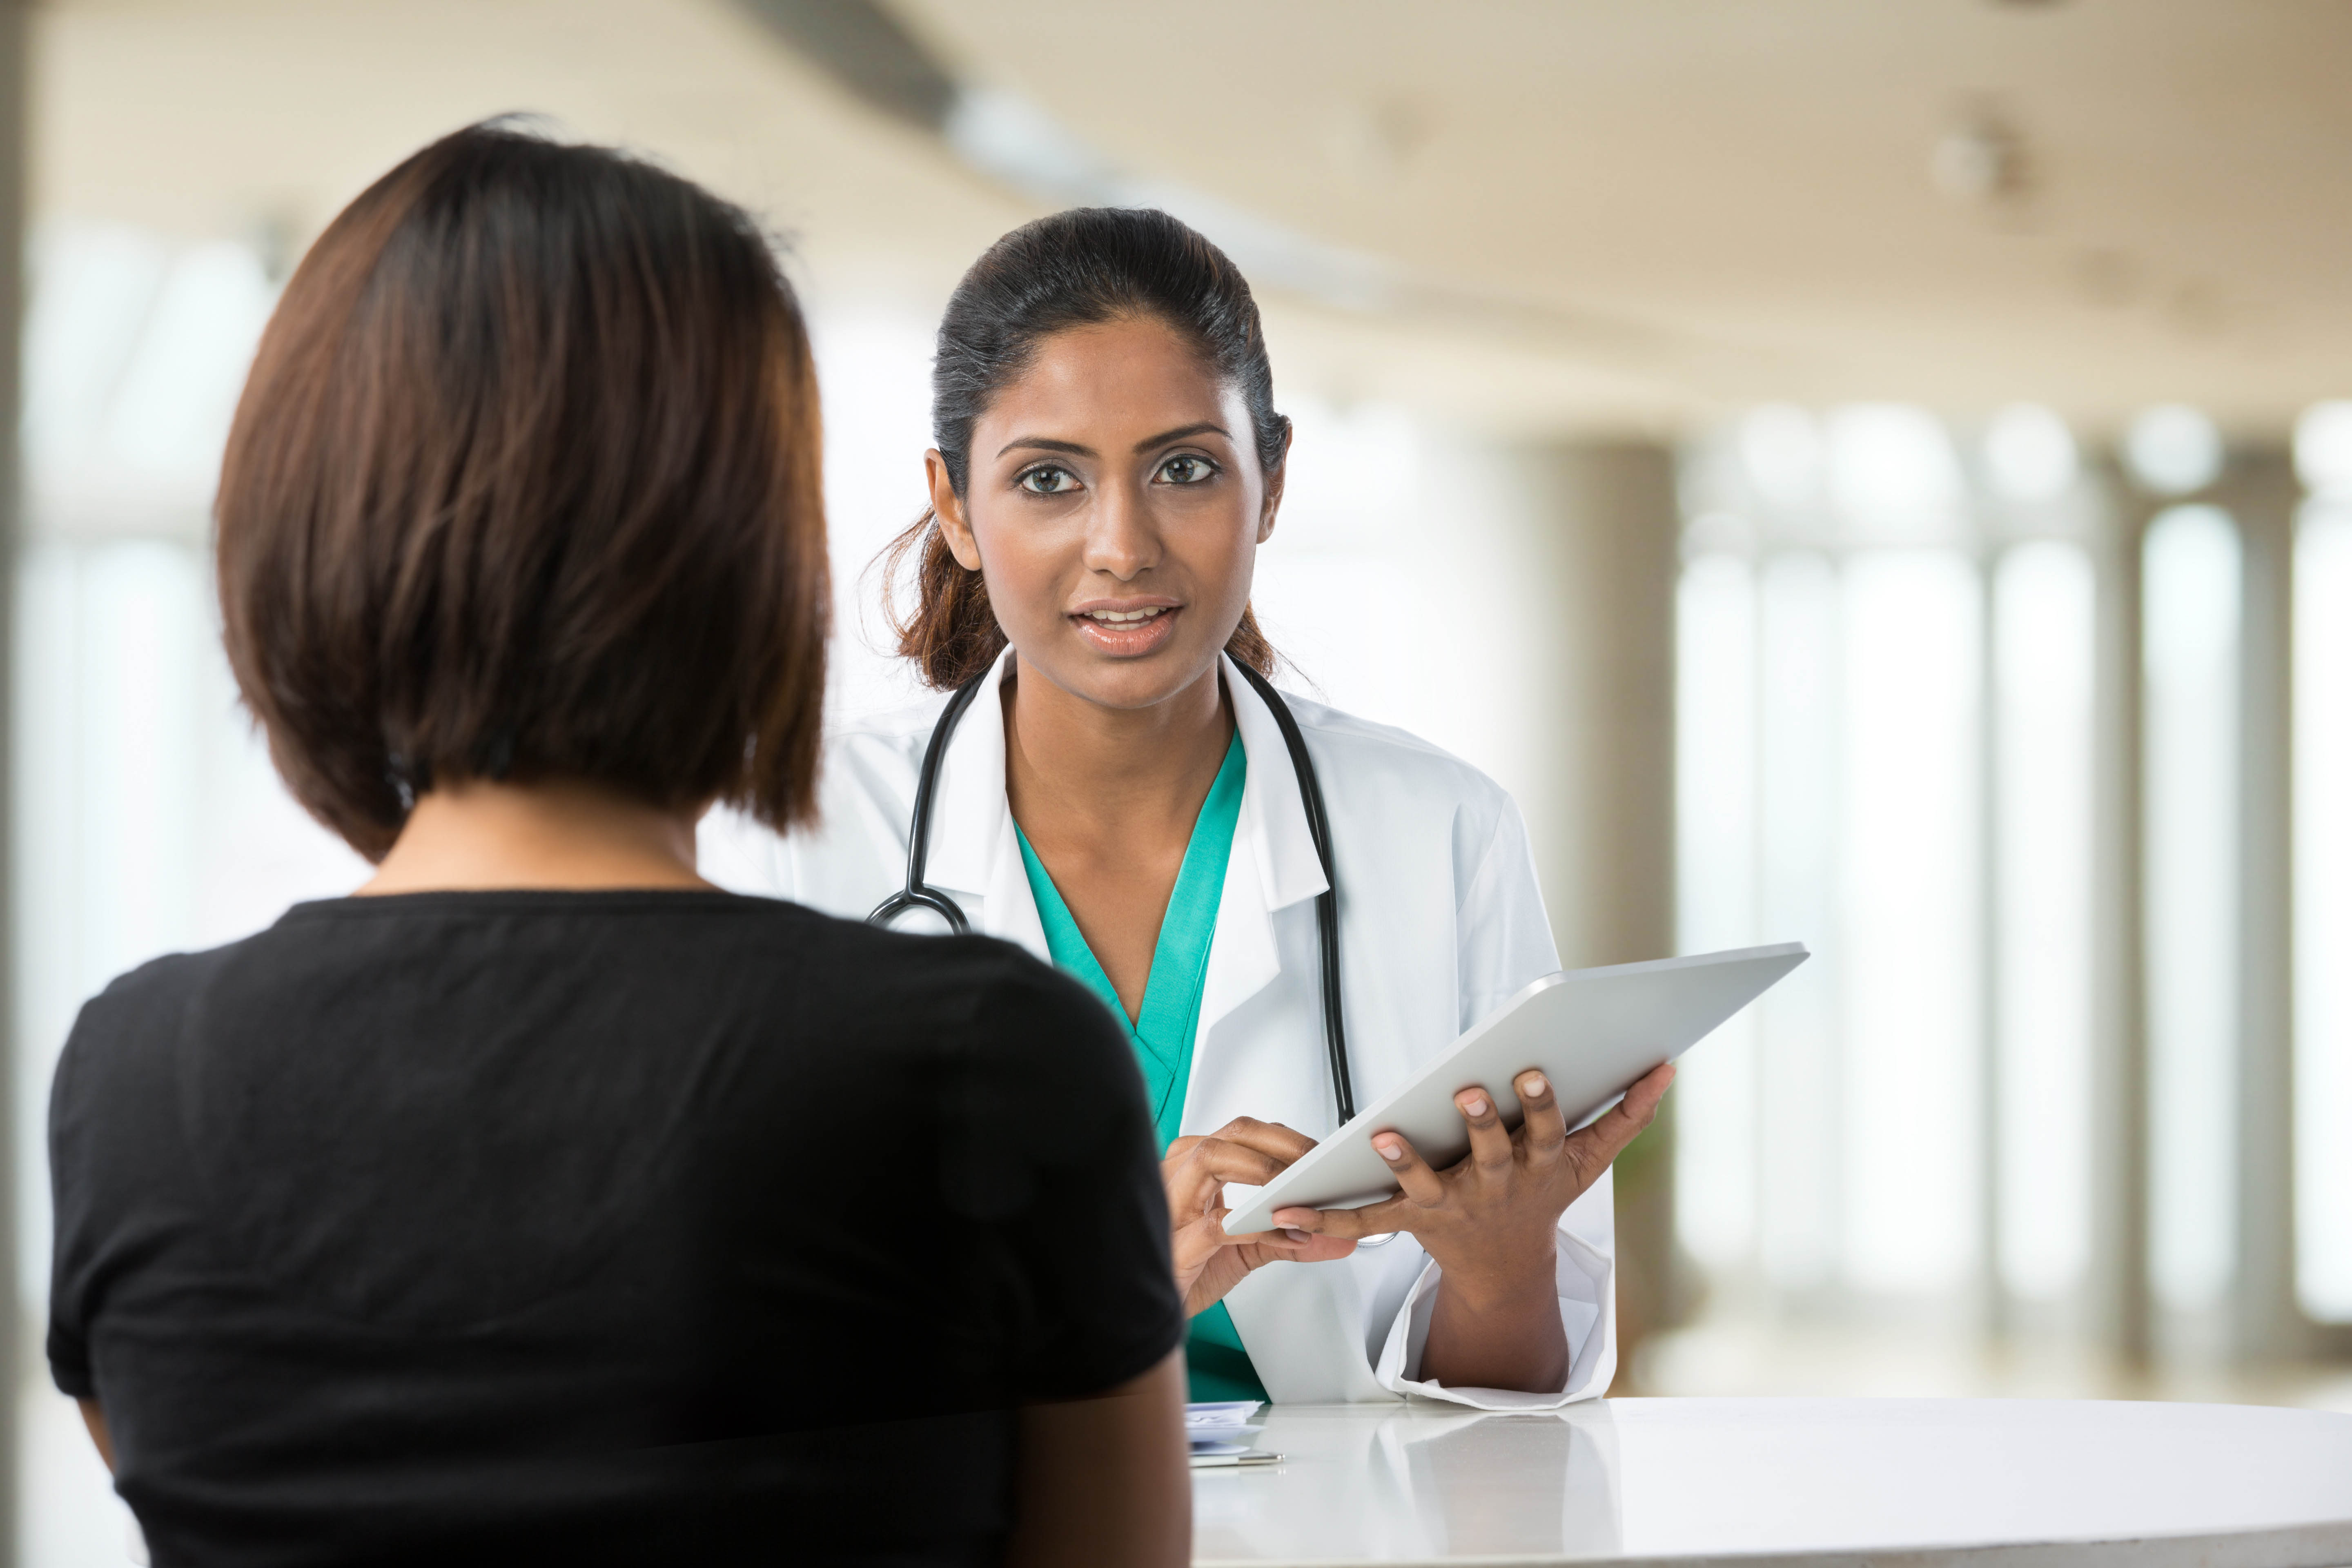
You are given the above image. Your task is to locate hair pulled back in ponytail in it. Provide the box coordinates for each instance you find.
[884,207,1285,689]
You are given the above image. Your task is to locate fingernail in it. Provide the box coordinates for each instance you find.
[1461,1094,1490,1118]
[1522,1074,1547,1098]
[1376,1137,1405,1162]
[1281,1227,1311,1242]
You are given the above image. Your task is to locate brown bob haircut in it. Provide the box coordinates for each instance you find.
[218,122,827,861]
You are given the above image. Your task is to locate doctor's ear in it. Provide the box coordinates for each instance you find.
[926,450,984,572]
[1255,421,1292,545]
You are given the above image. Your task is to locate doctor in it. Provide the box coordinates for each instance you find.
[709,207,1671,1408]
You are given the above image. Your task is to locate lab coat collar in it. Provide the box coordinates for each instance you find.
[924,649,1049,957]
[922,647,1017,901]
[1222,653,1331,915]
[1194,655,1329,1050]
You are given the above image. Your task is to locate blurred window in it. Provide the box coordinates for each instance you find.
[2295,501,2352,1322]
[1992,542,2096,1302]
[1674,404,2097,1319]
[1839,548,1982,1293]
[2140,504,2242,1314]
[12,225,369,1314]
[1753,550,1845,1290]
[1674,553,1758,1268]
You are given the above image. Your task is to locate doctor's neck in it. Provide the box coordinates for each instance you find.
[1002,655,1232,831]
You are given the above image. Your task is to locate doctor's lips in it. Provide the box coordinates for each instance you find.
[1069,596,1181,655]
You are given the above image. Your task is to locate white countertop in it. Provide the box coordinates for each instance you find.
[1192,1396,2352,1566]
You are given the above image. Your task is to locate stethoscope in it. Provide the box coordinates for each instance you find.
[867,657,1359,1127]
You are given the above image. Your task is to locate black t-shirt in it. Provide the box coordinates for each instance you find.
[47,890,1180,1567]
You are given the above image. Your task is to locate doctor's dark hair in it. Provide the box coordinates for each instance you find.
[216,121,829,860]
[885,207,1284,688]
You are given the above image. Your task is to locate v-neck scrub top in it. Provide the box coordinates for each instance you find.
[1015,731,1265,1402]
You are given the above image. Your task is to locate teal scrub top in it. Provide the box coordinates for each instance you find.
[1013,731,1267,1403]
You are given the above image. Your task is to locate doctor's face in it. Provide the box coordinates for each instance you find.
[929,315,1284,713]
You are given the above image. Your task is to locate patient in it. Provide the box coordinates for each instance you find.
[46,122,1187,1567]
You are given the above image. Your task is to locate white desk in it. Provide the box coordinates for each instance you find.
[1194,1397,2352,1566]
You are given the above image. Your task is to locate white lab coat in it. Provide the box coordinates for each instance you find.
[700,650,1616,1409]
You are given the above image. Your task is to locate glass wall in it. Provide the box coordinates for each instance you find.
[1669,403,2115,1375]
[1670,399,2352,1383]
[1990,541,2096,1304]
[2294,408,2352,1325]
[1673,405,2063,1314]
[2140,505,2241,1317]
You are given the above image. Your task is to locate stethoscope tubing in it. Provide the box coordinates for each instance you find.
[867,659,1358,1126]
[1229,660,1357,1126]
[864,666,990,938]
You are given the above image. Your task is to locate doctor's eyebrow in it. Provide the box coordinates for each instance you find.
[1131,421,1226,453]
[994,422,1231,461]
[997,437,1094,459]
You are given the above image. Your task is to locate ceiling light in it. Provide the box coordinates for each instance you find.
[1985,404,2078,503]
[1325,99,1427,183]
[1828,404,1966,537]
[2294,403,2352,498]
[2125,405,2224,495]
[1932,109,2029,205]
[1738,404,1822,511]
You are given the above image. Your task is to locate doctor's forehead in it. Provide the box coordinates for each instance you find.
[979,316,1247,457]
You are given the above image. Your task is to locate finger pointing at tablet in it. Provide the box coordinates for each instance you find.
[1164,1118,1356,1318]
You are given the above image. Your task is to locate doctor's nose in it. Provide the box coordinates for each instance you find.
[1081,481,1161,581]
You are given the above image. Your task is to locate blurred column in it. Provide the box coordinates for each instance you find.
[1508,440,1680,1383]
[2087,454,2154,1368]
[0,1,24,1560]
[2214,448,2303,1362]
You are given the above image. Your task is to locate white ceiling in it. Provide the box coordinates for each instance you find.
[34,0,2352,439]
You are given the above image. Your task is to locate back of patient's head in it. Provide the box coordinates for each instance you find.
[218,121,828,862]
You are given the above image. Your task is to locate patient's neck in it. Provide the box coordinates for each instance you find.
[357,777,710,896]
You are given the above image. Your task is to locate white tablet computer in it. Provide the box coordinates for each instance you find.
[1220,942,1807,1237]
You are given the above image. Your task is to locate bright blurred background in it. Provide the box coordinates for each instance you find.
[6,0,2352,1560]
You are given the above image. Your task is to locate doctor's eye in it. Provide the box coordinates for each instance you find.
[1017,464,1080,496]
[1155,454,1218,486]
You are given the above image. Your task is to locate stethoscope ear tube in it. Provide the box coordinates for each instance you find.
[870,658,1357,1129]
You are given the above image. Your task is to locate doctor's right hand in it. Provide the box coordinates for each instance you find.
[1161,1118,1358,1316]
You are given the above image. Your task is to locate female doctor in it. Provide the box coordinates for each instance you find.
[709,207,1672,1408]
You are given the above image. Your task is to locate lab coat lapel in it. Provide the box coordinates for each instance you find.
[1196,657,1331,1039]
[919,650,1329,1000]
[982,811,1049,960]
[922,649,1051,962]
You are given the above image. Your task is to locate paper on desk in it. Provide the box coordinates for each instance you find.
[1186,1400,1270,1461]
[1186,1401,1262,1427]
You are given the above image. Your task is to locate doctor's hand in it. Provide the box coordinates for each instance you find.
[1162,1118,1358,1317]
[1270,1064,1674,1391]
[1276,1063,1675,1268]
